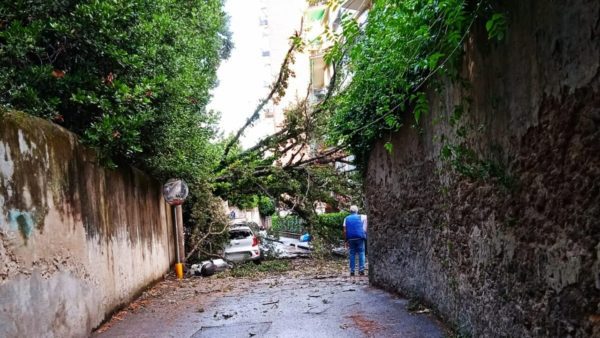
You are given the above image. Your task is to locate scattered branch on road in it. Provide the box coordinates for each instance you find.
[312,275,338,280]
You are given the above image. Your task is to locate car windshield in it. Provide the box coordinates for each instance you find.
[229,230,252,240]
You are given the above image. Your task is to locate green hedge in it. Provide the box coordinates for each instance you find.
[271,215,305,234]
[313,212,348,244]
[271,212,349,244]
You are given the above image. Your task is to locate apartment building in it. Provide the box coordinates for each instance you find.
[305,0,371,103]
[257,0,311,131]
[303,0,372,173]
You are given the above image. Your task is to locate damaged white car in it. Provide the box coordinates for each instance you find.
[223,224,262,264]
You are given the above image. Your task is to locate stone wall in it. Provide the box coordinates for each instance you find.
[365,0,599,336]
[0,112,176,337]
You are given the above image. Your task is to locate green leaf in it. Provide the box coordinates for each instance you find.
[428,52,445,70]
[486,13,507,42]
[384,142,393,154]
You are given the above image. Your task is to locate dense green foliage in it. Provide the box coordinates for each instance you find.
[0,0,359,258]
[0,0,230,181]
[313,212,348,244]
[258,196,276,217]
[0,0,238,260]
[324,0,474,166]
[271,215,306,234]
[215,95,364,223]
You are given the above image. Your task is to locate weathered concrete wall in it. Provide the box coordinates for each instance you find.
[366,0,599,336]
[0,112,175,337]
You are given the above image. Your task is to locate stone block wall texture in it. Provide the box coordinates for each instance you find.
[0,112,176,337]
[365,0,599,337]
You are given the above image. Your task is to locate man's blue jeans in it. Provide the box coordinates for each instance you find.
[348,238,366,273]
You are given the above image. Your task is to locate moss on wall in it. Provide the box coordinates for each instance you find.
[0,111,175,337]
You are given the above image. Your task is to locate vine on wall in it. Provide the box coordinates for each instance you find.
[320,0,507,169]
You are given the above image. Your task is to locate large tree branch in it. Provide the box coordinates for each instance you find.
[284,142,307,167]
[185,224,230,261]
[214,145,348,182]
[280,194,313,221]
[236,128,288,156]
[218,20,304,168]
[288,145,347,168]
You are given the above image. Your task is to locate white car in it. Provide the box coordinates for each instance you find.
[223,224,261,263]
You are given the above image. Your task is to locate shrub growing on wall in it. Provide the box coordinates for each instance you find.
[324,0,472,167]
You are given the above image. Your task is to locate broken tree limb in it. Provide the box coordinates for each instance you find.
[185,225,229,261]
[218,19,304,169]
[313,275,337,280]
[214,147,348,182]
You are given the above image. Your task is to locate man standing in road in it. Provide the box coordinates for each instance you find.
[343,205,367,276]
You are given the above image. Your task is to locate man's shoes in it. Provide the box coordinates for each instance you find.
[350,272,355,276]
[359,271,365,276]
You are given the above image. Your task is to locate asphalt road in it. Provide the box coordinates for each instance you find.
[189,276,446,338]
[94,266,446,338]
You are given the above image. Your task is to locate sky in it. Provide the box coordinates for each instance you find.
[208,0,273,148]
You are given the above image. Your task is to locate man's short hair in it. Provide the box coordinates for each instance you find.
[350,205,359,213]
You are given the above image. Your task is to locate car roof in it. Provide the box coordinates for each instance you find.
[230,219,248,225]
[229,225,252,231]
[229,221,249,226]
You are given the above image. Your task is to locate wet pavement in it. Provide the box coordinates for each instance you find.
[94,260,446,338]
[190,277,445,338]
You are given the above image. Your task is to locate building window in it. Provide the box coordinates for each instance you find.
[259,16,268,26]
